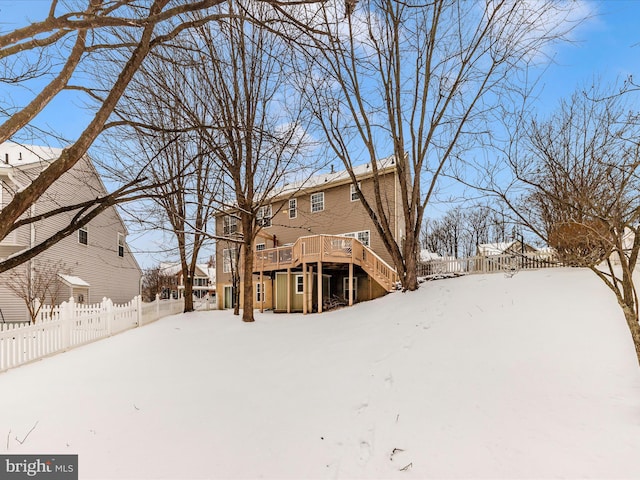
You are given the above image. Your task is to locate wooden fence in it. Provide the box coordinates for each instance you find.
[417,252,560,277]
[0,294,184,373]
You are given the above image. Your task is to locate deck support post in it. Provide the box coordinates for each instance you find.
[317,261,323,314]
[348,262,354,306]
[287,268,291,314]
[308,264,314,312]
[259,270,264,313]
[302,262,307,315]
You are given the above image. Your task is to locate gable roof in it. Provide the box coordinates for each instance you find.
[0,142,62,169]
[272,155,398,199]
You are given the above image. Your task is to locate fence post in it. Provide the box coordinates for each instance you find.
[103,297,113,336]
[155,293,160,322]
[136,295,143,327]
[61,297,74,350]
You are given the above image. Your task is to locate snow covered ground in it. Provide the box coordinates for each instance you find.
[1,267,639,479]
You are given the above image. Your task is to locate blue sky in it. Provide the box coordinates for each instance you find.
[1,0,640,267]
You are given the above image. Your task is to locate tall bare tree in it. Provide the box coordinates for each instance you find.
[164,3,312,322]
[0,0,319,276]
[485,82,640,366]
[295,0,583,291]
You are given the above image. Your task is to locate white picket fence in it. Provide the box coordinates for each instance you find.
[0,294,184,373]
[418,252,560,277]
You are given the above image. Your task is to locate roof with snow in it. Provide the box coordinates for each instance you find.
[0,142,63,169]
[419,250,442,261]
[58,274,90,288]
[477,241,517,256]
[270,155,398,200]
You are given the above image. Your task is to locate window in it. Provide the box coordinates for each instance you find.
[223,248,238,273]
[343,276,358,301]
[78,227,88,245]
[357,230,370,247]
[350,182,361,202]
[257,205,272,228]
[256,243,266,251]
[223,215,238,236]
[342,230,370,247]
[256,282,265,302]
[311,192,324,212]
[288,198,297,219]
[117,233,125,257]
[295,274,304,294]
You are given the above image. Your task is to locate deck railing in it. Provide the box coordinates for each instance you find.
[254,234,398,291]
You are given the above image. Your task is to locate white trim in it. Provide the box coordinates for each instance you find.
[295,274,304,294]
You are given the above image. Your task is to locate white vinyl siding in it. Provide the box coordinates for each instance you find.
[0,155,142,321]
[311,192,324,212]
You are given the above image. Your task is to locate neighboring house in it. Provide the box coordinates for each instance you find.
[0,142,142,323]
[215,156,402,313]
[477,240,538,257]
[159,262,216,299]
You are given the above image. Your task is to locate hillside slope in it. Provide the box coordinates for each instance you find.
[1,268,639,479]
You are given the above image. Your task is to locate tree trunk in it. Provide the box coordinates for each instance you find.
[401,228,420,291]
[621,304,640,367]
[242,243,255,323]
[183,274,194,313]
[241,214,255,323]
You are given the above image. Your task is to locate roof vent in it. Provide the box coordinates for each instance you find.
[330,164,334,174]
[18,152,22,161]
[4,153,8,164]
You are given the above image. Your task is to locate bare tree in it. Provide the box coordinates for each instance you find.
[294,0,583,291]
[168,3,312,322]
[0,0,320,276]
[108,43,222,313]
[6,259,70,324]
[487,82,640,365]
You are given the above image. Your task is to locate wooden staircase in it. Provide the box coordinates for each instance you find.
[253,234,397,291]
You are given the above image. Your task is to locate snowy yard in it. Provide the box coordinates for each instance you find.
[1,268,639,479]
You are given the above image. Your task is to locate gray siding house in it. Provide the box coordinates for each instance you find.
[0,142,142,323]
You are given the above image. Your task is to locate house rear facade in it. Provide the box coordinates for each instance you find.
[0,142,142,322]
[215,157,402,313]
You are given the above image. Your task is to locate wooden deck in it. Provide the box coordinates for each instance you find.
[253,234,397,292]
